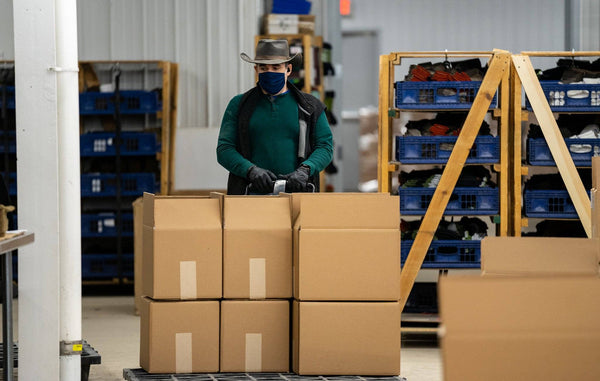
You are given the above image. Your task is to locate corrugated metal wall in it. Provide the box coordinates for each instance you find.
[581,0,600,50]
[341,0,568,54]
[1,0,259,128]
[76,0,261,129]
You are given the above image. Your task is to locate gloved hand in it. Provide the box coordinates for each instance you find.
[247,165,277,194]
[280,164,310,192]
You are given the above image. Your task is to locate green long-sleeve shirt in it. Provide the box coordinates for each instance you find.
[217,91,333,178]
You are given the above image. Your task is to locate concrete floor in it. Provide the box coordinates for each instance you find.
[7,296,443,380]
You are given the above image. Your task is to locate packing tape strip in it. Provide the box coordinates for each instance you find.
[249,258,266,299]
[175,332,193,373]
[180,261,197,300]
[245,333,262,372]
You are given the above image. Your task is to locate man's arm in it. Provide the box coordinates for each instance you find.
[216,95,255,178]
[301,111,333,175]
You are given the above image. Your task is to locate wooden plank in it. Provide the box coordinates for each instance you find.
[159,61,171,195]
[521,51,600,57]
[510,60,523,236]
[302,34,312,93]
[593,157,600,189]
[399,52,510,310]
[168,63,179,194]
[499,59,510,236]
[377,54,392,192]
[512,55,592,237]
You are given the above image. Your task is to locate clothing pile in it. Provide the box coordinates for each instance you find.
[401,216,490,241]
[536,58,600,84]
[522,220,587,238]
[404,58,485,82]
[528,114,600,154]
[399,166,496,189]
[403,112,491,137]
[525,169,592,192]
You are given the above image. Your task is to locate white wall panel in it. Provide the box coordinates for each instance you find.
[581,0,600,50]
[342,0,567,54]
[0,0,13,59]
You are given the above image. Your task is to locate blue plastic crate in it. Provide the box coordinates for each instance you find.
[7,172,15,196]
[81,213,134,237]
[395,135,499,164]
[81,173,156,197]
[526,81,600,112]
[0,131,16,153]
[82,253,134,279]
[79,90,161,115]
[401,240,481,268]
[81,132,158,156]
[395,81,498,109]
[1,86,15,109]
[524,188,589,218]
[528,137,600,166]
[399,186,499,215]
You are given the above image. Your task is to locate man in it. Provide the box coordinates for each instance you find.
[217,39,333,194]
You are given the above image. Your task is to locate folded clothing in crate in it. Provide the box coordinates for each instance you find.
[401,216,489,241]
[525,170,592,191]
[405,58,485,82]
[403,112,491,137]
[522,220,587,238]
[528,114,600,140]
[536,57,600,83]
[399,166,496,189]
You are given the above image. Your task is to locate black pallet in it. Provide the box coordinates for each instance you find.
[0,340,101,381]
[123,370,407,381]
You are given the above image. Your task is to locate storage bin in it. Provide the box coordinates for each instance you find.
[79,90,161,115]
[396,135,499,164]
[395,81,498,109]
[524,189,587,218]
[81,173,156,197]
[81,253,134,279]
[527,137,600,166]
[401,239,481,268]
[525,81,600,112]
[80,132,158,156]
[81,213,134,237]
[399,186,499,215]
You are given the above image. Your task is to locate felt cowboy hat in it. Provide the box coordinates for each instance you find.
[240,39,300,65]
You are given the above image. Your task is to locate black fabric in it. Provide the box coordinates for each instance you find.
[522,220,587,237]
[226,81,325,195]
[525,169,592,191]
[401,216,489,241]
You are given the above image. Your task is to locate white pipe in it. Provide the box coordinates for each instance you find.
[55,0,81,379]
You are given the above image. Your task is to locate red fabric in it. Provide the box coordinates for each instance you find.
[430,124,450,136]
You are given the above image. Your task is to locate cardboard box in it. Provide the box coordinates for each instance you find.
[220,300,289,372]
[140,297,220,373]
[481,236,600,276]
[439,276,600,381]
[293,193,400,301]
[263,14,315,35]
[223,196,292,299]
[293,301,401,375]
[142,193,222,300]
[133,197,143,315]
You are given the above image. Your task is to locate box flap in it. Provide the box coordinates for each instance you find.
[295,193,399,229]
[143,193,221,229]
[224,196,291,230]
[439,276,600,335]
[481,236,600,276]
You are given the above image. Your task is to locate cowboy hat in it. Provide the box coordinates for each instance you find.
[240,39,300,65]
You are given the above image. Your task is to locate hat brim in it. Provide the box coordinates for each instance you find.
[240,52,299,65]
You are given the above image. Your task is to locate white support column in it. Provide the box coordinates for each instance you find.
[14,0,82,379]
[56,0,82,379]
[13,0,61,380]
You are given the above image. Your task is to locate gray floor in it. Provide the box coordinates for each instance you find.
[7,296,443,380]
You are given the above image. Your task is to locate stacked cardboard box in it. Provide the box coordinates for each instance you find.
[292,193,402,375]
[140,193,222,373]
[220,195,292,372]
[439,236,600,381]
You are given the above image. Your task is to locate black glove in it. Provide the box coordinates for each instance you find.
[247,165,277,194]
[280,164,310,192]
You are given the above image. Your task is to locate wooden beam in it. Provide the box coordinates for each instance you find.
[377,54,393,192]
[499,58,510,236]
[159,61,171,195]
[399,52,510,310]
[168,62,179,194]
[510,60,523,236]
[512,55,592,237]
[521,51,600,57]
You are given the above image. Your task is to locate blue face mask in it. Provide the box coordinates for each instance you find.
[258,71,286,95]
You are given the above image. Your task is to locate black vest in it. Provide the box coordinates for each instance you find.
[226,82,325,195]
